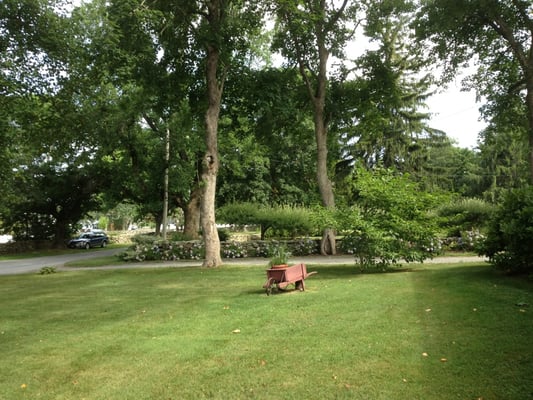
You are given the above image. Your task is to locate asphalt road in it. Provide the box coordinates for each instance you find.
[0,249,487,276]
[0,249,122,276]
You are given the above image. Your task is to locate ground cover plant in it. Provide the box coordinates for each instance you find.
[0,262,531,399]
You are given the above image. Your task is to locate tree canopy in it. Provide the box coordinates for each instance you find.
[1,0,531,267]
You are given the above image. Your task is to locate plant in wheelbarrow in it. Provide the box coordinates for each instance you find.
[268,245,291,268]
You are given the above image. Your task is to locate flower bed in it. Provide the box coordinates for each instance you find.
[118,237,321,262]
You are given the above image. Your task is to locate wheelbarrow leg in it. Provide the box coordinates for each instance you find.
[263,277,275,296]
[295,280,305,291]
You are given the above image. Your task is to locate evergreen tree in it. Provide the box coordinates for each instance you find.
[348,0,446,174]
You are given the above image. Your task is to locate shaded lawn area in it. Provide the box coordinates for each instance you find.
[0,262,531,399]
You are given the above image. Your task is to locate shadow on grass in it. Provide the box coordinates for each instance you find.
[306,263,434,280]
[410,263,532,399]
[306,264,364,279]
[415,262,532,292]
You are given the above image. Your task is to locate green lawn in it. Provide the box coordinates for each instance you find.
[0,262,531,399]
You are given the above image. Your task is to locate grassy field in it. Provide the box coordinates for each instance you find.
[0,262,531,399]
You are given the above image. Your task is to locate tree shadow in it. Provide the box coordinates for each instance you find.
[305,263,429,280]
[410,263,532,398]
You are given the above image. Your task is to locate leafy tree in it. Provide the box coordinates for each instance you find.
[69,0,206,240]
[0,1,122,245]
[192,0,264,267]
[140,0,265,267]
[415,0,533,183]
[218,67,318,206]
[478,125,530,202]
[349,0,445,174]
[272,0,359,255]
[1,92,109,245]
[420,144,485,197]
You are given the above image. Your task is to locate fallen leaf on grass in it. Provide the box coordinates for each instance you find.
[422,352,428,357]
[425,308,432,312]
[232,329,241,334]
[20,384,27,389]
[440,358,447,362]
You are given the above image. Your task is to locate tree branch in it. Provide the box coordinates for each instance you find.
[326,0,349,32]
[481,12,528,70]
[142,113,160,133]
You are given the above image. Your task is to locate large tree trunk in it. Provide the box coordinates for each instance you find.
[183,186,201,239]
[162,128,170,240]
[201,37,223,267]
[154,213,162,236]
[53,218,69,248]
[315,105,337,255]
[311,32,336,256]
[526,77,533,184]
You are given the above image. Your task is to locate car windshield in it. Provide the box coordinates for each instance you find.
[79,234,91,239]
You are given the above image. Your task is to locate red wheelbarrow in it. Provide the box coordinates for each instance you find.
[263,263,317,296]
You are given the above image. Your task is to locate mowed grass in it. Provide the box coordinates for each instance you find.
[0,262,531,399]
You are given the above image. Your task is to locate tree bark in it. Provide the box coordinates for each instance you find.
[201,36,223,267]
[162,127,170,240]
[183,186,201,239]
[154,213,162,236]
[526,70,533,184]
[309,25,336,255]
[53,219,69,248]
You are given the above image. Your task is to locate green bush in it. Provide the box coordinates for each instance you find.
[217,202,258,226]
[217,228,231,241]
[478,186,533,274]
[338,168,442,269]
[218,203,315,239]
[131,233,158,246]
[39,266,57,275]
[170,231,198,241]
[437,198,495,237]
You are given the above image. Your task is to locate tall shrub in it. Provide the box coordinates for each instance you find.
[218,203,314,239]
[437,198,495,251]
[339,168,443,269]
[478,186,533,274]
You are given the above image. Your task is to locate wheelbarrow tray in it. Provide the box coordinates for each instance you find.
[263,263,317,295]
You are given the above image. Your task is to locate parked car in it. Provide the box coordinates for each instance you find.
[67,231,109,249]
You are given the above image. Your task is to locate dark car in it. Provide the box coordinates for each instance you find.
[67,231,109,249]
